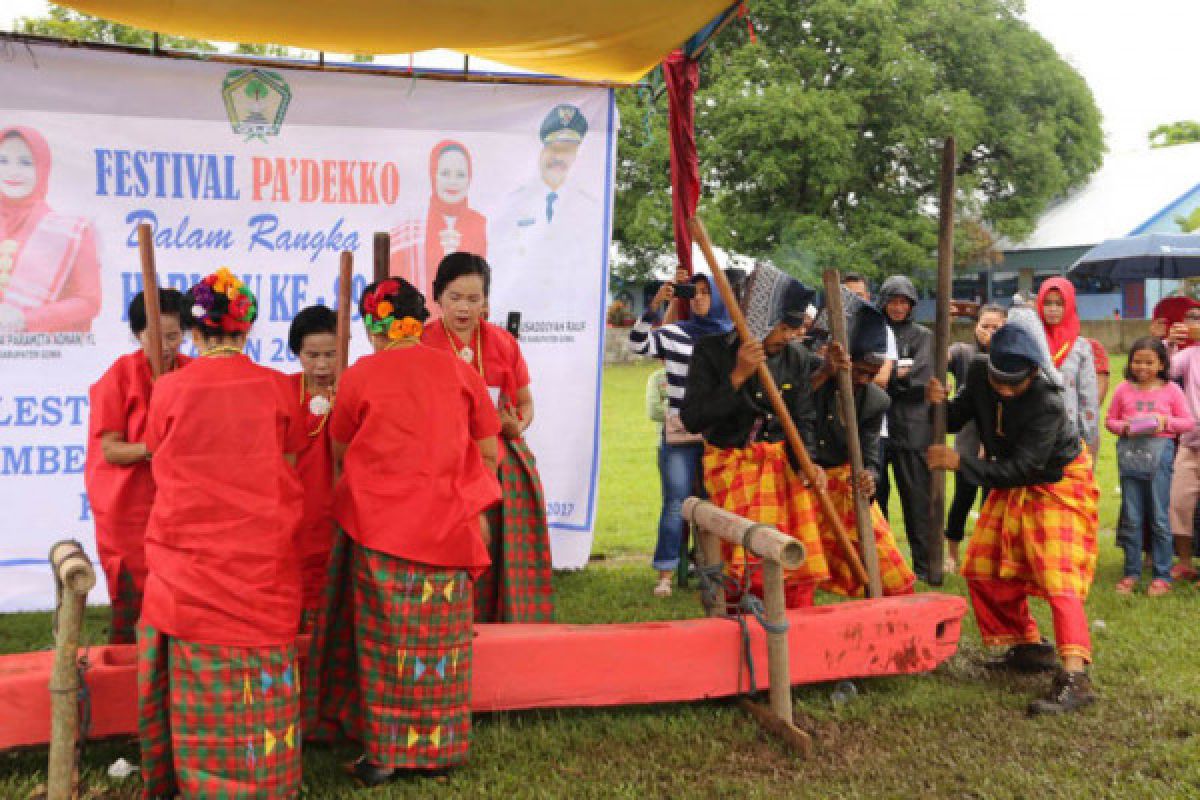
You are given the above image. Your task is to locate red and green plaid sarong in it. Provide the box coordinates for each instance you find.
[475,438,554,623]
[305,532,474,770]
[137,623,300,799]
[822,465,915,597]
[107,563,142,645]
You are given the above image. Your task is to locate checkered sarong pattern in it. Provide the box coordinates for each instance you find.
[962,450,1099,599]
[137,624,301,799]
[107,563,142,644]
[822,465,915,597]
[475,438,555,623]
[703,442,831,588]
[304,533,473,769]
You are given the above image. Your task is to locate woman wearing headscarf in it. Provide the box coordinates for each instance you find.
[0,126,101,332]
[423,253,554,622]
[1036,277,1099,457]
[390,140,488,303]
[628,268,734,597]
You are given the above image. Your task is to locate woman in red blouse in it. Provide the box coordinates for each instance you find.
[85,288,189,643]
[422,253,555,623]
[306,277,500,785]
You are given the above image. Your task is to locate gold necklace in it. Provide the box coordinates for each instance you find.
[447,323,484,377]
[201,345,242,358]
[383,337,420,350]
[301,375,334,437]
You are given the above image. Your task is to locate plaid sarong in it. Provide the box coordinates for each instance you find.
[475,438,554,623]
[107,563,142,645]
[822,465,915,597]
[962,450,1099,599]
[703,442,830,589]
[137,624,300,799]
[304,532,473,769]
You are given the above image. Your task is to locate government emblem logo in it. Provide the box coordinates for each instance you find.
[221,69,292,142]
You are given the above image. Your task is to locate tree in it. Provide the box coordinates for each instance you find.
[1149,120,1200,149]
[614,0,1104,284]
[20,5,217,51]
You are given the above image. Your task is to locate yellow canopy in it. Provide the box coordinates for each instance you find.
[59,0,737,83]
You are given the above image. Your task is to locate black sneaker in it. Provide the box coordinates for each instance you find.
[1027,670,1096,715]
[983,641,1059,674]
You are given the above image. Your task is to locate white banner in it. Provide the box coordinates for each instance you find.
[0,43,614,610]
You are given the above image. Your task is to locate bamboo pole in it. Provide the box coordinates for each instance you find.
[694,526,725,618]
[686,217,870,588]
[46,540,96,800]
[927,137,957,587]
[336,251,353,376]
[372,232,391,284]
[761,559,792,723]
[683,498,804,569]
[821,269,883,598]
[137,223,164,379]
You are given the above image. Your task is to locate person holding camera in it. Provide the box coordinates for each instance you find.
[628,268,732,597]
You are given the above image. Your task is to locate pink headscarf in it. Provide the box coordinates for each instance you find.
[0,126,52,241]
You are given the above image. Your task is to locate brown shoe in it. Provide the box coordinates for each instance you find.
[1027,671,1096,715]
[983,641,1059,674]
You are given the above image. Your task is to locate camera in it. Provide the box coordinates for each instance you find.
[672,282,696,300]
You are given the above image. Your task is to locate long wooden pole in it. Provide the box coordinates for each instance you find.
[927,136,957,588]
[336,251,353,376]
[372,232,390,284]
[821,270,883,598]
[46,540,96,800]
[137,223,164,378]
[687,217,870,588]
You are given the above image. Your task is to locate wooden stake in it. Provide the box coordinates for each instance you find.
[695,526,725,618]
[687,217,870,588]
[336,251,354,376]
[46,541,96,800]
[373,232,391,283]
[927,137,957,588]
[821,269,883,598]
[137,223,164,379]
[736,697,813,757]
[761,559,793,723]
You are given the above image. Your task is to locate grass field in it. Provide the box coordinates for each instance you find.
[5,356,1200,798]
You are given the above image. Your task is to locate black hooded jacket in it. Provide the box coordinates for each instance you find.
[879,275,933,450]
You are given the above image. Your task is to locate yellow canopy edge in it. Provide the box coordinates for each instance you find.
[57,0,737,83]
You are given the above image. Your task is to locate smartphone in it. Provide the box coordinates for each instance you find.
[506,311,522,340]
[673,282,696,300]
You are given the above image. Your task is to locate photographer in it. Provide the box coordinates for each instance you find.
[628,268,732,597]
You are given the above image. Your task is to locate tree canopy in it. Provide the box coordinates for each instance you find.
[614,0,1104,284]
[1149,120,1200,149]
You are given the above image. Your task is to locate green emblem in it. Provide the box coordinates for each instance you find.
[221,68,291,142]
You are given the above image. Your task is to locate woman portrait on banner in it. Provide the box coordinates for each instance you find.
[0,125,101,333]
[422,252,555,623]
[390,140,488,303]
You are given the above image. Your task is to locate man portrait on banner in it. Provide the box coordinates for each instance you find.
[489,103,600,282]
[389,139,488,303]
[0,125,101,334]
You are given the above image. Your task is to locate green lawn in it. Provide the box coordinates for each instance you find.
[5,357,1200,798]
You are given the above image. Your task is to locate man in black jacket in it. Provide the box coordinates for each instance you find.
[878,275,934,581]
[681,265,829,608]
[927,323,1099,715]
[811,304,915,596]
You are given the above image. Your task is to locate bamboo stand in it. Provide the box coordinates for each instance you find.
[136,223,164,378]
[686,216,870,588]
[684,497,812,756]
[46,541,96,800]
[927,137,957,587]
[336,251,354,375]
[821,269,883,598]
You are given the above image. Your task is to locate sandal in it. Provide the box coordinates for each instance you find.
[1114,577,1136,595]
[1170,564,1197,581]
[1147,579,1171,597]
[653,577,673,598]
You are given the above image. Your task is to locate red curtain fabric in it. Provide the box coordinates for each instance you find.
[664,49,700,275]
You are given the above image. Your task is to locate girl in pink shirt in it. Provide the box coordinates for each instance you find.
[1106,337,1194,595]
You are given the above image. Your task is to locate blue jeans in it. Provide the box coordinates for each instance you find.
[653,439,706,571]
[1118,438,1176,581]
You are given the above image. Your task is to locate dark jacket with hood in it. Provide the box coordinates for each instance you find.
[879,275,933,450]
[812,380,890,482]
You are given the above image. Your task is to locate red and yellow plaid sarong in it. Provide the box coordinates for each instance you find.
[961,450,1099,599]
[822,465,915,597]
[703,442,830,590]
